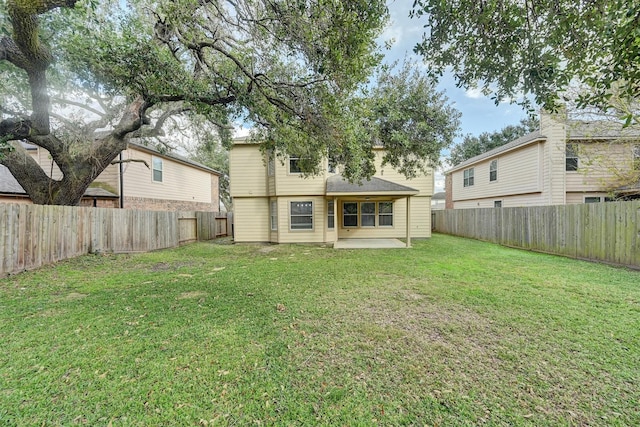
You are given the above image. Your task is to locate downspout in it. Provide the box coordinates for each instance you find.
[119,151,124,209]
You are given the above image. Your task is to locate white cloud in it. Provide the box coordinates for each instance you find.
[465,87,484,99]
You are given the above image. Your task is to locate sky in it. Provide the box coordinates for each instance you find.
[383,0,529,140]
[382,0,531,191]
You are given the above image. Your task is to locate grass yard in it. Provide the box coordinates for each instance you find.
[0,234,639,426]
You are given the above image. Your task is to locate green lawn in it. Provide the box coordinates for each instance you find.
[1,234,638,426]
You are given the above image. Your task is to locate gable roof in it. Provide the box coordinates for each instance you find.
[326,175,418,196]
[447,130,546,174]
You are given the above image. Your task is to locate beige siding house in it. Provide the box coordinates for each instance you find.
[446,113,640,209]
[229,139,434,245]
[0,141,221,211]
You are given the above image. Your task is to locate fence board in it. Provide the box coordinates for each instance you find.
[0,205,228,276]
[433,201,640,268]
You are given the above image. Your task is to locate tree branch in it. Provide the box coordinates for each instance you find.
[110,158,150,168]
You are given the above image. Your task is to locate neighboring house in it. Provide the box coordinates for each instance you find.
[229,138,434,245]
[445,113,640,209]
[0,140,221,211]
[431,191,446,210]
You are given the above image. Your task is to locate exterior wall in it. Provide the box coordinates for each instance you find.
[445,174,453,209]
[230,142,434,243]
[566,192,610,204]
[446,113,639,209]
[273,157,328,197]
[78,198,119,208]
[453,193,547,209]
[233,197,270,242]
[229,144,268,197]
[0,196,32,205]
[275,196,327,244]
[21,146,219,211]
[123,196,216,212]
[540,113,567,205]
[120,148,215,205]
[373,150,433,195]
[450,142,543,203]
[566,141,634,192]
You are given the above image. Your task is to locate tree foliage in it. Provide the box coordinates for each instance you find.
[411,0,640,124]
[448,117,538,166]
[0,0,389,205]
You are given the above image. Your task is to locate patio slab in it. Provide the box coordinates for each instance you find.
[333,238,408,249]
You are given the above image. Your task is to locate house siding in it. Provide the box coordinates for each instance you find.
[230,142,434,244]
[451,143,543,202]
[233,197,270,242]
[229,144,268,197]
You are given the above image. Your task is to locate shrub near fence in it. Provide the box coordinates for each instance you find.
[433,201,640,268]
[0,203,227,276]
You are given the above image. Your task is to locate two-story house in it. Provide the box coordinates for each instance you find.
[445,113,640,209]
[229,138,434,246]
[0,140,221,211]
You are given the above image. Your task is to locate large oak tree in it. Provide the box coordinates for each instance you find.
[411,0,640,123]
[0,0,389,205]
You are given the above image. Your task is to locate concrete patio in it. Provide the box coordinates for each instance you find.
[333,238,408,249]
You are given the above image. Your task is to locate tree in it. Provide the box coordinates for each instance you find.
[0,0,388,205]
[272,60,461,181]
[411,0,640,124]
[448,117,538,165]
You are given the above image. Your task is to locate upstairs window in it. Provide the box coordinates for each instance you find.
[566,144,579,171]
[289,156,302,173]
[489,160,498,182]
[152,157,163,182]
[463,168,474,187]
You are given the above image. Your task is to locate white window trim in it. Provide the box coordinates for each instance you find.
[152,156,164,183]
[327,201,335,229]
[378,201,394,227]
[270,200,278,231]
[489,160,498,182]
[288,156,302,174]
[341,201,394,229]
[289,201,313,231]
[463,168,474,187]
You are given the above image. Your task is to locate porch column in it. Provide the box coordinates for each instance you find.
[405,196,412,248]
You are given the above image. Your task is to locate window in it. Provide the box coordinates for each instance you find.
[290,201,313,230]
[361,202,376,227]
[152,157,163,182]
[489,160,498,182]
[494,200,502,208]
[327,201,335,229]
[633,144,640,170]
[463,168,474,187]
[289,156,302,173]
[566,144,578,171]
[267,151,275,176]
[378,202,393,226]
[270,201,278,231]
[343,202,358,227]
[585,196,602,203]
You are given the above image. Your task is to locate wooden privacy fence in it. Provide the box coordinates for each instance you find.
[433,201,640,268]
[0,204,228,276]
